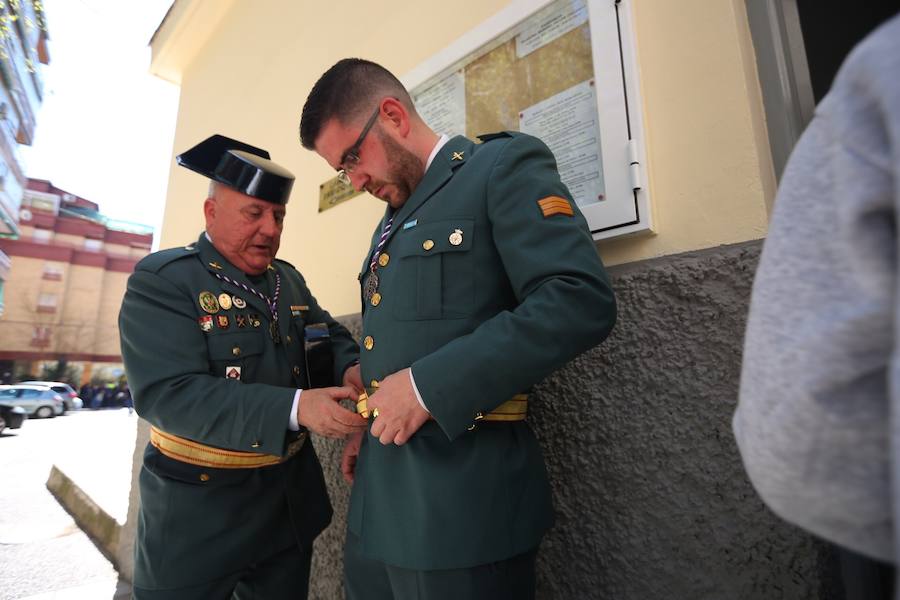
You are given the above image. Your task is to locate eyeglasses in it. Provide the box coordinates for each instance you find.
[337,106,380,186]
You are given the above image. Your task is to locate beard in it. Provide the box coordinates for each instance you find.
[367,130,425,207]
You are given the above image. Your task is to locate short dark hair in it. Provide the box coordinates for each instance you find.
[299,58,415,150]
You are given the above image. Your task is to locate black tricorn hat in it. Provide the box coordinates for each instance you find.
[176,134,294,205]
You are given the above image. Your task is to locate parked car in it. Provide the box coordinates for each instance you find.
[19,381,83,411]
[0,402,27,433]
[0,385,64,418]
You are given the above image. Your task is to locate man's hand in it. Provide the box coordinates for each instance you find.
[298,386,368,438]
[342,362,363,394]
[341,430,364,484]
[368,368,431,446]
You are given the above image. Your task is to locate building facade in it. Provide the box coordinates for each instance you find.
[0,179,153,384]
[0,0,49,316]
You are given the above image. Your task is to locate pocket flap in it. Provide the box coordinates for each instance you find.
[390,218,474,258]
[207,331,265,360]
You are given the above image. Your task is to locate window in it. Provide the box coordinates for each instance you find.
[36,293,56,313]
[32,228,52,243]
[42,262,63,281]
[84,238,103,252]
[30,326,51,347]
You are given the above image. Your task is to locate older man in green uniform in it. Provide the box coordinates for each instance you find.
[299,59,617,599]
[119,135,367,599]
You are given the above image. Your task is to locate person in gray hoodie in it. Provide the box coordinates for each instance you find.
[734,13,900,600]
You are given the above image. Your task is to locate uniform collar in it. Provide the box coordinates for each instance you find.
[385,135,471,241]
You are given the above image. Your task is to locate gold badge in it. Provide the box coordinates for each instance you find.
[449,229,463,246]
[378,253,390,267]
[452,151,464,161]
[208,261,223,270]
[218,293,233,310]
[199,291,220,314]
[422,239,435,251]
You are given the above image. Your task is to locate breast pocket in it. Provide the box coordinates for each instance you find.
[207,331,265,379]
[389,218,474,321]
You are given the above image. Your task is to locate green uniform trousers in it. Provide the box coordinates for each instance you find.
[132,542,311,600]
[344,531,536,600]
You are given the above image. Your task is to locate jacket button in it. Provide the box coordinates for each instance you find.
[199,473,210,482]
[423,239,435,251]
[286,335,292,343]
[370,379,379,389]
[363,336,374,350]
[251,441,261,448]
[293,365,301,376]
[232,346,241,356]
[370,292,382,306]
[378,253,390,267]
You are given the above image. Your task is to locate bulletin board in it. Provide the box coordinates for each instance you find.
[404,0,650,240]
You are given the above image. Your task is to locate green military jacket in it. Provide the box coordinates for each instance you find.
[351,132,617,569]
[119,232,358,589]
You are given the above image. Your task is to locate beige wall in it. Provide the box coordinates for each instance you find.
[155,0,774,317]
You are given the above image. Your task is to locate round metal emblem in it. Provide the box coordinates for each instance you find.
[449,229,463,246]
[198,291,220,314]
[233,296,247,309]
[218,293,233,310]
[378,253,390,267]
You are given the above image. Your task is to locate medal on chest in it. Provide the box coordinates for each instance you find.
[363,271,380,303]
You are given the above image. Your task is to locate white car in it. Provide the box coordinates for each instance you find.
[0,385,65,418]
[19,381,83,412]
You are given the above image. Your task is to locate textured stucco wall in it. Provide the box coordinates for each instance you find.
[124,240,840,599]
[307,240,840,599]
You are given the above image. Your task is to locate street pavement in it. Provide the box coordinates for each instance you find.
[0,408,136,600]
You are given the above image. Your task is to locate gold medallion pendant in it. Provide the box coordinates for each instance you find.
[363,272,379,302]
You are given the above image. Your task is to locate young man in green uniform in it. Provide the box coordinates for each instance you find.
[299,59,617,599]
[119,135,367,599]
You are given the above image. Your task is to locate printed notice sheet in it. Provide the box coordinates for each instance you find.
[413,70,466,138]
[519,79,605,207]
[516,0,589,58]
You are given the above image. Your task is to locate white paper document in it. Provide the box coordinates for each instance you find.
[519,79,605,207]
[413,70,467,138]
[516,0,589,58]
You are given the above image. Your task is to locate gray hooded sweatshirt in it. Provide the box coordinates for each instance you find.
[734,14,900,566]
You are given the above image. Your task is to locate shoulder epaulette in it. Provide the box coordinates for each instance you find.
[135,245,199,274]
[273,257,297,271]
[476,131,515,143]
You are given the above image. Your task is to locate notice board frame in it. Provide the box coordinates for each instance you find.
[402,0,650,240]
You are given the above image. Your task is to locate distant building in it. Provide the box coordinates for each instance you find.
[0,179,153,384]
[0,0,50,315]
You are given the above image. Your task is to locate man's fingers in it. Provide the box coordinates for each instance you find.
[328,386,358,402]
[330,404,367,427]
[394,430,411,446]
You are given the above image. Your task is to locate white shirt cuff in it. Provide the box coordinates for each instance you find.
[288,389,301,430]
[409,369,430,414]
